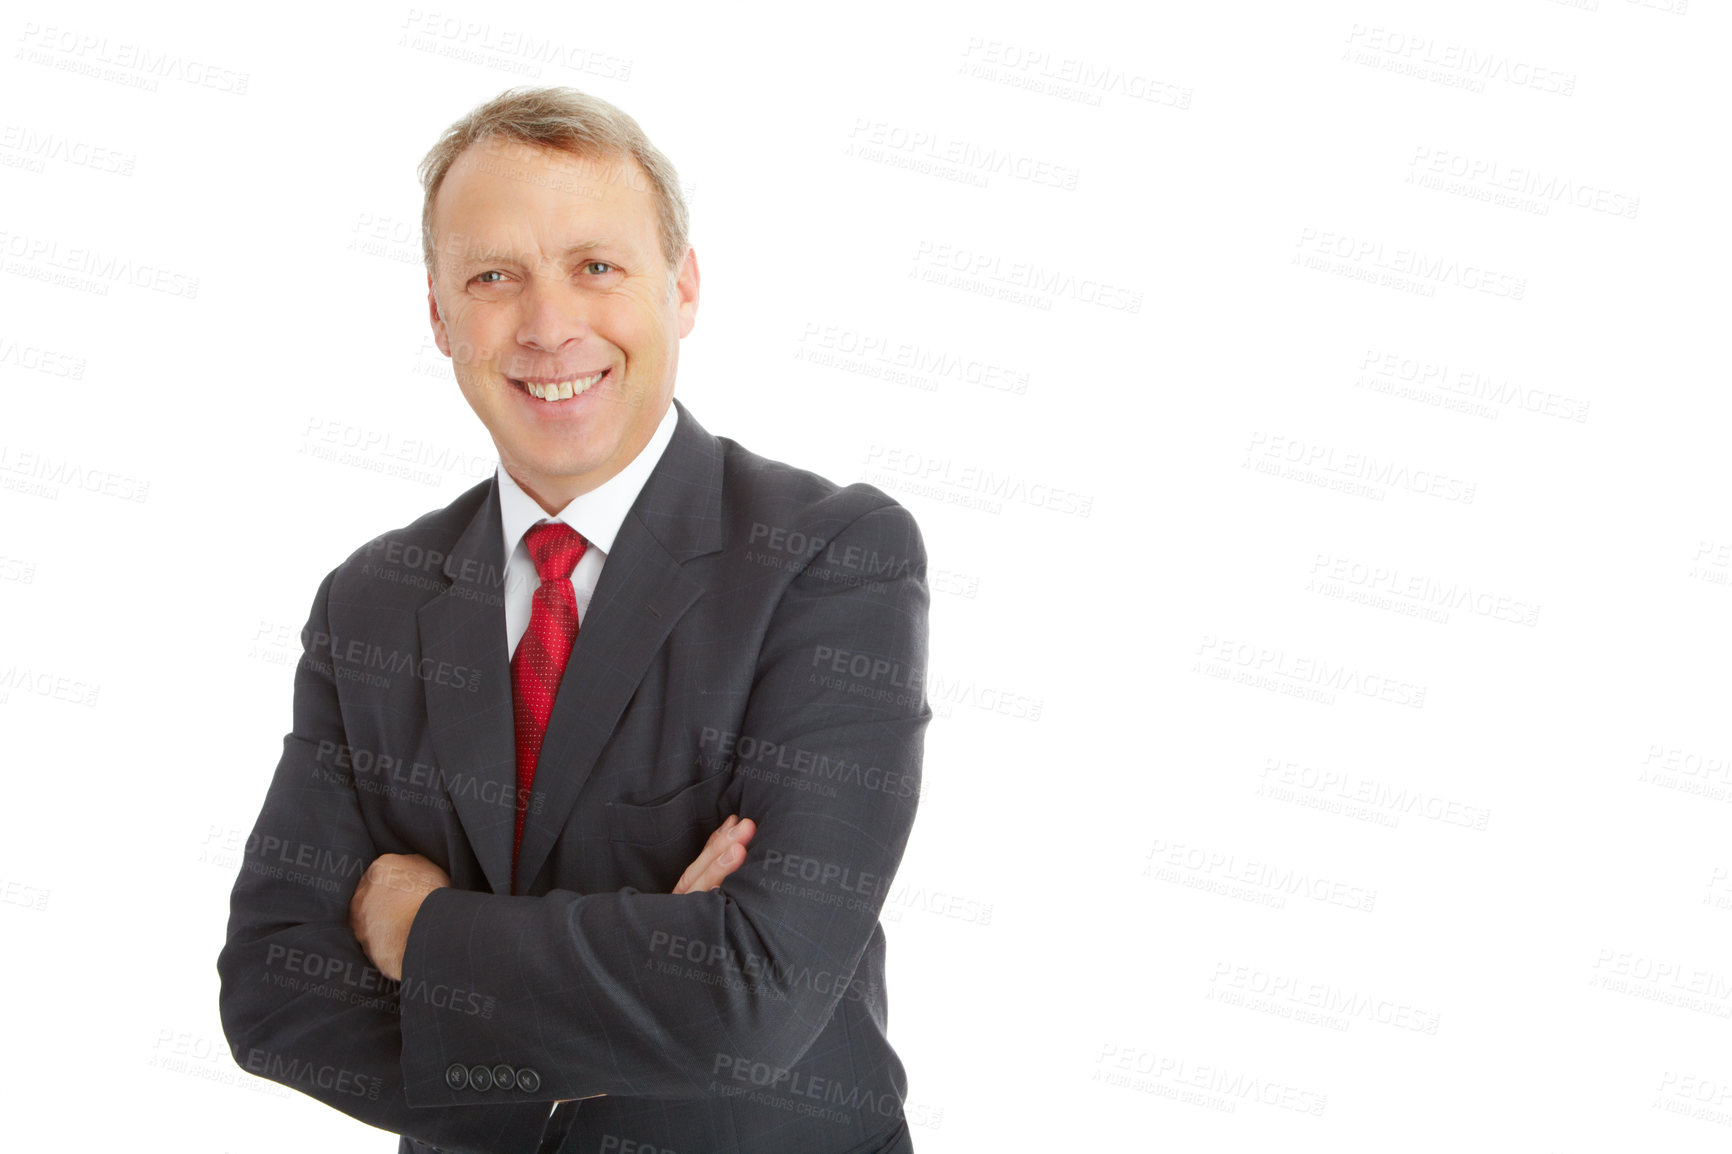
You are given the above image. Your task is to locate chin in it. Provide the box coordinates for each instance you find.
[517,447,609,478]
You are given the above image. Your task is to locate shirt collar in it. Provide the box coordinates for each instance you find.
[496,401,680,560]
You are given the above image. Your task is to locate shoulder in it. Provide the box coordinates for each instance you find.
[323,475,496,602]
[712,432,925,561]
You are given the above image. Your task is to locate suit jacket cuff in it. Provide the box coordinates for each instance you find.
[399,886,558,1111]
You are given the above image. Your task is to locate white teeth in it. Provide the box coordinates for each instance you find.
[520,370,605,402]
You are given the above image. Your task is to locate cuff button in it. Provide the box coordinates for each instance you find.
[516,1067,541,1094]
[445,1063,469,1091]
[467,1064,494,1092]
[491,1064,516,1091]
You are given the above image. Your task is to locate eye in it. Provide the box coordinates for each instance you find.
[582,261,615,276]
[473,270,506,284]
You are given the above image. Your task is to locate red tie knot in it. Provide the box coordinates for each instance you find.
[525,520,587,582]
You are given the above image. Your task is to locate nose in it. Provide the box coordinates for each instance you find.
[514,276,592,353]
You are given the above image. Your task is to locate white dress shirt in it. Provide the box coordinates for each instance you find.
[496,402,680,658]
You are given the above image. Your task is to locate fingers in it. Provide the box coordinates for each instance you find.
[671,815,756,894]
[700,817,755,890]
[348,872,371,934]
[672,816,737,894]
[351,854,445,983]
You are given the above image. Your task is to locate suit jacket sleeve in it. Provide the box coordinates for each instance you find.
[396,497,930,1104]
[216,568,554,1154]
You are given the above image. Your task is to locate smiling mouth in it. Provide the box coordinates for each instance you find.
[511,368,609,402]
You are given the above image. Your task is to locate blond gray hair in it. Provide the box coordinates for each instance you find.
[418,86,689,278]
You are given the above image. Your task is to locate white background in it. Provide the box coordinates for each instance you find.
[2,0,1729,1149]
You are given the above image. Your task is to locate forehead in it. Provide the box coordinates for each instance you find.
[433,137,658,262]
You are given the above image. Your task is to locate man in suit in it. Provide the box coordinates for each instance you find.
[218,87,929,1154]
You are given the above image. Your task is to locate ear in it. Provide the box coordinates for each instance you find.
[673,247,700,339]
[427,274,451,357]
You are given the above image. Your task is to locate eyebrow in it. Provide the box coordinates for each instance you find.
[455,241,624,268]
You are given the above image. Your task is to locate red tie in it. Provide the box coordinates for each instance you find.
[510,520,587,891]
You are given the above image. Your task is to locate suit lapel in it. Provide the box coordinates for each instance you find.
[418,482,519,896]
[515,400,724,891]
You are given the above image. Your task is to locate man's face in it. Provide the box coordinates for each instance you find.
[427,138,698,510]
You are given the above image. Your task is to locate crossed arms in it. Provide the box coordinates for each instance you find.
[218,498,930,1153]
[348,815,758,983]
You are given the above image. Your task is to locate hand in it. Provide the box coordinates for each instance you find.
[349,853,451,982]
[673,814,756,894]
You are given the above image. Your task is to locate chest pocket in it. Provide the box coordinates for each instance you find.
[604,767,734,887]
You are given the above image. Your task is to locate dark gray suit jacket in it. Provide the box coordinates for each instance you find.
[218,401,929,1153]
